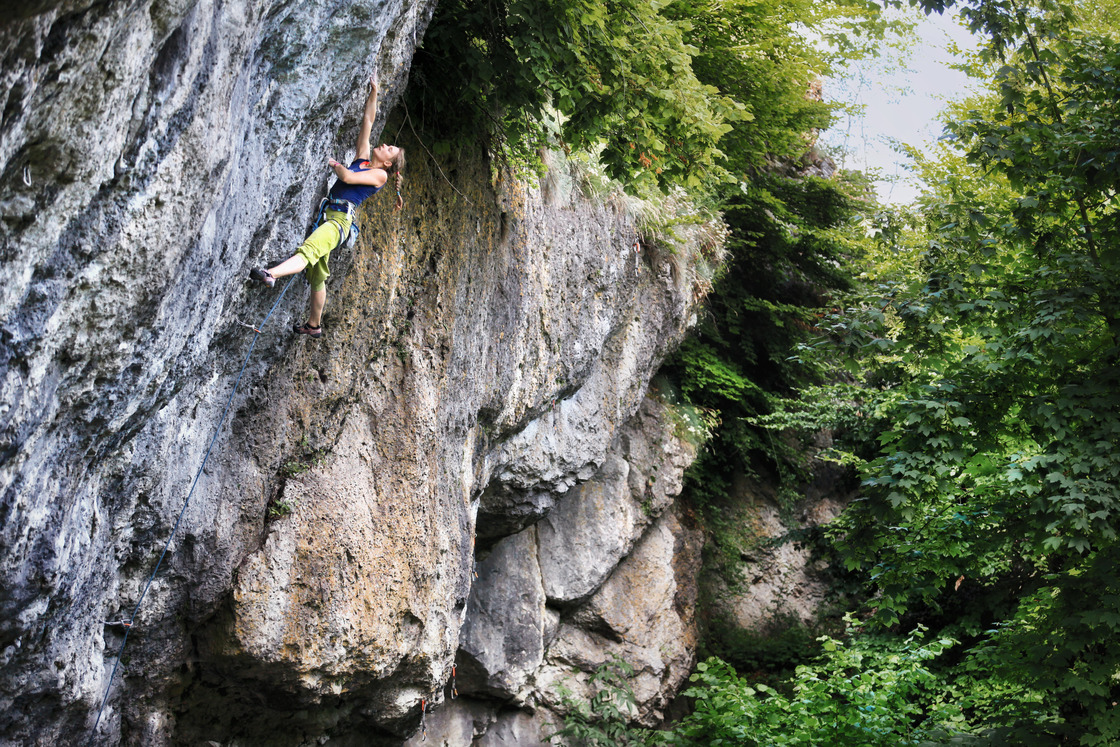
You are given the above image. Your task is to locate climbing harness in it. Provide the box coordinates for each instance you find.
[89,276,299,743]
[310,197,360,251]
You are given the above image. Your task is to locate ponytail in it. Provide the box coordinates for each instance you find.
[389,148,405,209]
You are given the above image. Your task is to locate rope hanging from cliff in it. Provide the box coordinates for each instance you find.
[400,102,475,208]
[89,276,299,743]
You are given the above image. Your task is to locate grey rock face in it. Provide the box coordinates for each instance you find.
[538,453,636,604]
[473,243,693,540]
[0,0,718,742]
[2,0,438,742]
[445,396,702,739]
[443,505,704,742]
[536,506,703,726]
[0,1,706,743]
[707,455,852,633]
[458,527,547,699]
[400,697,553,747]
[538,396,696,605]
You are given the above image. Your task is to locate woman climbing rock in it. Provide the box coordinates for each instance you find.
[249,71,405,338]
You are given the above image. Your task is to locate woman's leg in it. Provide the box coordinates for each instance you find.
[307,289,326,327]
[267,254,309,278]
[265,217,340,279]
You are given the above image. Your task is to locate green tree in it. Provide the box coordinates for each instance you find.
[409,0,738,186]
[407,0,892,188]
[783,0,1120,740]
[658,172,866,581]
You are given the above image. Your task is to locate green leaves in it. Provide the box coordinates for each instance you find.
[658,174,864,579]
[787,2,1120,740]
[671,630,965,746]
[412,0,723,185]
[408,0,890,191]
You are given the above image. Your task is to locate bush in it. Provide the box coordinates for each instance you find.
[671,629,971,746]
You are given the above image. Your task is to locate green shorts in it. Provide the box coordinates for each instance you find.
[296,209,352,292]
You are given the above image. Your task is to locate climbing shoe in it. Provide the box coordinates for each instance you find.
[294,322,322,338]
[249,267,276,287]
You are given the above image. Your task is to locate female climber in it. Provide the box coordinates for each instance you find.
[249,71,405,338]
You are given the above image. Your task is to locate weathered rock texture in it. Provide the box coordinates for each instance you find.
[0,1,708,744]
[706,448,854,634]
[419,398,702,743]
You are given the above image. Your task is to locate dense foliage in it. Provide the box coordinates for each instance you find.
[676,632,964,746]
[766,0,1120,741]
[658,172,865,580]
[596,0,1120,742]
[557,628,965,745]
[407,0,885,187]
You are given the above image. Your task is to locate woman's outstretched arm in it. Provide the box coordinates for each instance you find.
[356,72,378,161]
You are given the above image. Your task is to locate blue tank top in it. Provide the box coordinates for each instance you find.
[329,158,384,205]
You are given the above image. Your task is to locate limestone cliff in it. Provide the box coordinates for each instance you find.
[0,1,709,744]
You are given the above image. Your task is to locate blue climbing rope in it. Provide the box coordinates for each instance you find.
[89,275,298,742]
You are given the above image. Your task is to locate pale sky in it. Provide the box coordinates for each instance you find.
[820,10,979,204]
